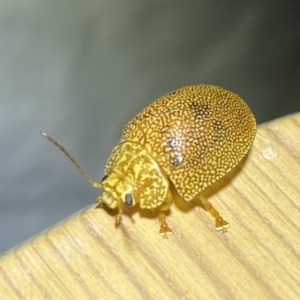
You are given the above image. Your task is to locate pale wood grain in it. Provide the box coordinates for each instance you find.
[1,113,300,300]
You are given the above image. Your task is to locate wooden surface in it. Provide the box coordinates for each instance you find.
[1,113,300,300]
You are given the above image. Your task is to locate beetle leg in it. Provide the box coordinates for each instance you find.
[198,194,230,232]
[158,213,172,238]
[94,194,103,205]
[115,208,123,227]
[158,189,173,238]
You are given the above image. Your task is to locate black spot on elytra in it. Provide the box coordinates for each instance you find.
[211,120,229,143]
[189,102,211,119]
[212,120,224,131]
[166,136,184,168]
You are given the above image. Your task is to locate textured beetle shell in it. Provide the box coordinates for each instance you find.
[119,85,256,201]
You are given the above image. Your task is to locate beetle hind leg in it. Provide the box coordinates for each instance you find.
[198,194,230,232]
[208,205,230,232]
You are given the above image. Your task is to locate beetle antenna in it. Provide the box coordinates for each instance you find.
[39,131,102,189]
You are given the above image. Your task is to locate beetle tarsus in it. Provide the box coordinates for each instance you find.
[158,212,173,237]
[215,217,230,232]
[159,224,172,238]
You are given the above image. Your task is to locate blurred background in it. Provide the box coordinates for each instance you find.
[0,1,299,253]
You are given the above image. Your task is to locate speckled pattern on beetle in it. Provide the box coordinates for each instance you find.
[41,84,256,237]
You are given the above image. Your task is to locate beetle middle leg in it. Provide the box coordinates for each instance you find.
[197,194,230,232]
[157,189,173,238]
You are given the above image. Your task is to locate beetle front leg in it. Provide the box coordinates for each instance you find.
[115,207,123,227]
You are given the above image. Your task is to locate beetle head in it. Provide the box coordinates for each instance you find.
[95,172,138,210]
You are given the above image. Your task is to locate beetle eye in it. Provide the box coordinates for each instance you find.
[101,174,108,183]
[124,193,133,206]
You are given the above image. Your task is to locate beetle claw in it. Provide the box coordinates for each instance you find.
[159,223,172,238]
[215,218,230,232]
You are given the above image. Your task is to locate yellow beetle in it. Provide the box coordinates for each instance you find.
[41,84,256,237]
